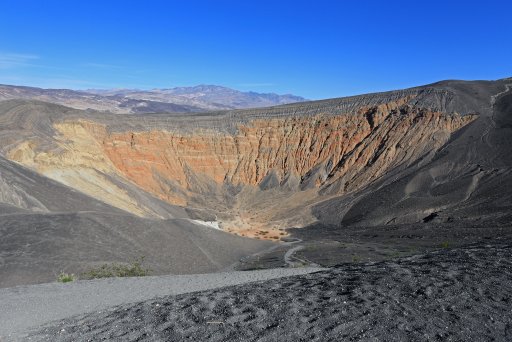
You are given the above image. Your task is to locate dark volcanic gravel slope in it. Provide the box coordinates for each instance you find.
[34,242,512,341]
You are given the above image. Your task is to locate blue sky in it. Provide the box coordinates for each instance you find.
[0,0,511,99]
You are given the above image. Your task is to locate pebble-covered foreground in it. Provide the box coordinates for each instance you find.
[34,242,512,341]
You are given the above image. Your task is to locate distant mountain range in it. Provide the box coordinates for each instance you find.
[0,84,306,114]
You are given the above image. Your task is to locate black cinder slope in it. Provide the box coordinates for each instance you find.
[0,156,270,288]
[314,78,512,227]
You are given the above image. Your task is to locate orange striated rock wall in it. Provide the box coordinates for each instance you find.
[6,97,476,234]
[83,100,475,207]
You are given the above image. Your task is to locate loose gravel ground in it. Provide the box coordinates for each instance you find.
[30,242,512,341]
[0,267,323,341]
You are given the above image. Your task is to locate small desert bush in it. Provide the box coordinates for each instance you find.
[440,241,450,248]
[390,251,400,258]
[81,256,151,279]
[57,272,76,283]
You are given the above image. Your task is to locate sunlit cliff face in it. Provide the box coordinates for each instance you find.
[7,96,476,239]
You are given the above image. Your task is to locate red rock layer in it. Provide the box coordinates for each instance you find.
[80,100,475,206]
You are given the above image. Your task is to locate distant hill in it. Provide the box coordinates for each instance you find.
[0,84,306,114]
[85,84,307,111]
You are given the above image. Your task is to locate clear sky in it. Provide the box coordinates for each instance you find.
[0,0,510,99]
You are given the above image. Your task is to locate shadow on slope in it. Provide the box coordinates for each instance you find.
[0,212,271,288]
[312,79,512,229]
[0,155,271,288]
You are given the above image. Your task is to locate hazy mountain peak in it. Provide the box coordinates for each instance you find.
[0,83,306,113]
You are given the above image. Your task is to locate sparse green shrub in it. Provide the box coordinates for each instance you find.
[440,241,450,248]
[81,256,151,279]
[57,272,76,283]
[292,262,307,268]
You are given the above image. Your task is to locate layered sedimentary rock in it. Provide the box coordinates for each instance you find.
[5,94,476,237]
[97,101,472,200]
